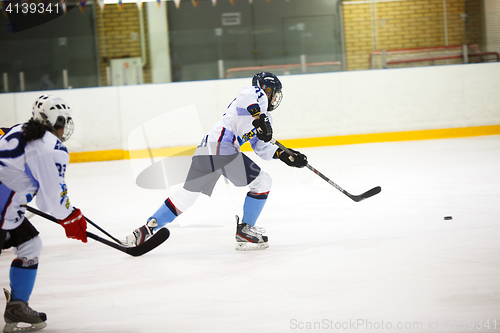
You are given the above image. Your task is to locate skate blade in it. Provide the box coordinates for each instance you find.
[3,321,47,332]
[235,242,269,251]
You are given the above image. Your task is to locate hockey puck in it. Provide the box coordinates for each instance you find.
[444,216,452,220]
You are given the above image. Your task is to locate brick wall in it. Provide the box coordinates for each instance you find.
[92,1,483,79]
[95,3,152,86]
[343,2,373,71]
[342,0,483,71]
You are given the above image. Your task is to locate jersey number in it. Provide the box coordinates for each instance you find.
[254,87,264,99]
[0,132,25,159]
[56,163,66,177]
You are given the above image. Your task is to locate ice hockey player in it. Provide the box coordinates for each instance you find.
[0,94,87,332]
[127,72,308,251]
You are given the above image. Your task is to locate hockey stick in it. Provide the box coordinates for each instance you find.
[271,138,381,202]
[25,206,170,257]
[24,205,122,244]
[84,217,122,244]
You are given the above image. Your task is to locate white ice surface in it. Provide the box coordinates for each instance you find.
[2,136,500,333]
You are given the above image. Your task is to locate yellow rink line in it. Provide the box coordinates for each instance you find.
[69,125,500,163]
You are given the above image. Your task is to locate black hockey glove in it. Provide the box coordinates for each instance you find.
[274,148,308,168]
[252,114,272,142]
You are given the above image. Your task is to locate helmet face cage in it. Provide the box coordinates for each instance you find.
[269,89,283,111]
[60,117,74,142]
[252,72,283,111]
[32,94,74,142]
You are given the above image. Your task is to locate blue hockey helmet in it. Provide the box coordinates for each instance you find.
[252,72,283,111]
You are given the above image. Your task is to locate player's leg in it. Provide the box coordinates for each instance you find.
[222,153,271,250]
[242,170,271,226]
[126,155,220,246]
[126,188,203,246]
[235,170,272,250]
[3,219,47,332]
[150,188,201,228]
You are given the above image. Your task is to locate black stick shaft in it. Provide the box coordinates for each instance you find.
[25,206,121,245]
[271,138,346,192]
[83,217,122,244]
[25,206,170,256]
[271,138,381,202]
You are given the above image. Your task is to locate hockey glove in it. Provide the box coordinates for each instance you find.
[252,114,273,142]
[58,208,87,243]
[274,148,308,168]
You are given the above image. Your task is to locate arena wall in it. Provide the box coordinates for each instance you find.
[1,62,499,162]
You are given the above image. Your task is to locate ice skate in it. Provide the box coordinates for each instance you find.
[235,215,269,251]
[3,289,47,333]
[125,218,158,247]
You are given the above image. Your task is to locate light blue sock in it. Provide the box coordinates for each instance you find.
[149,199,179,230]
[242,192,268,226]
[10,263,38,302]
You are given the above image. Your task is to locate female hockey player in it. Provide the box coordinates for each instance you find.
[127,72,307,251]
[0,94,87,332]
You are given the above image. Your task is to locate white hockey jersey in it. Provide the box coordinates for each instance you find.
[199,85,279,160]
[0,124,74,230]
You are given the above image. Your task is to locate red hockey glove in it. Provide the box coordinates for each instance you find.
[58,208,87,243]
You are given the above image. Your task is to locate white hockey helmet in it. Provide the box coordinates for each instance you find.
[32,94,74,141]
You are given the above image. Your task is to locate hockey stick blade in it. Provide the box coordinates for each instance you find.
[25,206,169,256]
[125,228,169,256]
[88,228,170,257]
[346,186,382,202]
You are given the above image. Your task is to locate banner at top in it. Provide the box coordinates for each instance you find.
[78,0,87,12]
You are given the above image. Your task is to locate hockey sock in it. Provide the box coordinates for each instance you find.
[150,198,181,229]
[242,192,269,226]
[9,260,38,302]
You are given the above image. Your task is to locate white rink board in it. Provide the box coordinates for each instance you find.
[0,63,499,153]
